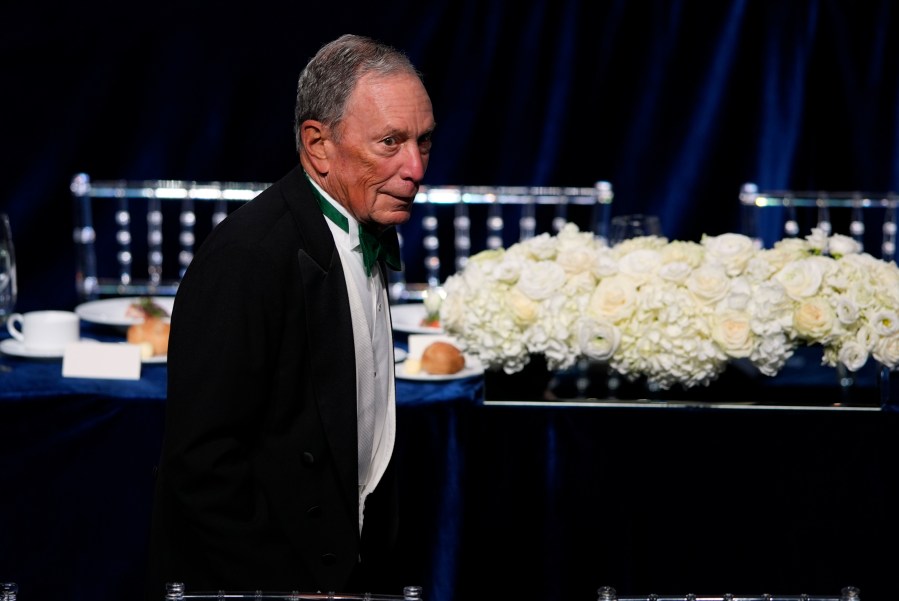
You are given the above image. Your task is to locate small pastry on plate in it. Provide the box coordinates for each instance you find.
[127,317,170,358]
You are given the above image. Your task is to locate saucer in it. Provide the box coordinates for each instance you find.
[0,338,89,359]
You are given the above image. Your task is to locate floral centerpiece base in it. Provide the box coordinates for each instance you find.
[484,348,891,406]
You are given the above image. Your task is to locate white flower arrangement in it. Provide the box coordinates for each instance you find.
[439,223,899,390]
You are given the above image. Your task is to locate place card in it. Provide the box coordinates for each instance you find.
[62,341,142,380]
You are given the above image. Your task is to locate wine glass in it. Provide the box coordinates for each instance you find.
[609,213,662,245]
[0,213,17,326]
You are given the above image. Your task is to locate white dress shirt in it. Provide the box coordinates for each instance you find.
[306,176,396,536]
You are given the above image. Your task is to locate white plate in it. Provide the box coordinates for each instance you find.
[393,347,408,362]
[395,333,483,380]
[0,338,94,359]
[396,362,484,381]
[0,338,166,364]
[390,303,443,334]
[75,296,175,327]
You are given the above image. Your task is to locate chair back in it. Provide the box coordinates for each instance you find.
[395,182,614,300]
[164,582,423,600]
[71,173,613,302]
[740,182,898,261]
[0,583,17,601]
[70,173,268,300]
[597,585,861,601]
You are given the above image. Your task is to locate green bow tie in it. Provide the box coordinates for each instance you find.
[309,180,402,276]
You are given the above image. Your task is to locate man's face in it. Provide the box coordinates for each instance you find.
[324,72,435,229]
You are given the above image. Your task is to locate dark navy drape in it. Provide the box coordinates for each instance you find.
[3,0,898,308]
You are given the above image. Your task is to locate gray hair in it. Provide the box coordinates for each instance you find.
[294,34,423,151]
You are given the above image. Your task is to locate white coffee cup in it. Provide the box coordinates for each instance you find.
[6,310,81,352]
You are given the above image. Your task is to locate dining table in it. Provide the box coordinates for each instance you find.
[2,311,898,601]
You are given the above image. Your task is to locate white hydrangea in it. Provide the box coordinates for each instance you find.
[438,223,899,387]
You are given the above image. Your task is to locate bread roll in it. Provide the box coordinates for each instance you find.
[420,341,465,375]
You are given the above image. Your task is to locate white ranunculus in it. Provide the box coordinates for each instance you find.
[874,333,899,368]
[837,340,869,371]
[805,228,829,253]
[828,234,863,257]
[834,296,860,325]
[871,309,899,336]
[576,318,621,362]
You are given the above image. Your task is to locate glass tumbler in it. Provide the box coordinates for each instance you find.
[0,213,17,326]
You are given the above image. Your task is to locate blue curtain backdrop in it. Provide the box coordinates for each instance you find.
[2,0,898,311]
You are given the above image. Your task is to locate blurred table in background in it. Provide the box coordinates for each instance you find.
[2,327,897,601]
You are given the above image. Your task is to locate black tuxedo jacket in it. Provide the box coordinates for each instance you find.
[145,166,399,598]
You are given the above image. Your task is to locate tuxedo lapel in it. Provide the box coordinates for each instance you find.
[282,167,360,521]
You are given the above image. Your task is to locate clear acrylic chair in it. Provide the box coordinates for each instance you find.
[596,585,861,601]
[0,583,17,601]
[739,182,898,261]
[71,173,614,303]
[739,182,899,403]
[164,583,423,601]
[393,181,614,300]
[70,173,268,300]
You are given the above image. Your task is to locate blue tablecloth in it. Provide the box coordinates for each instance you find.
[0,329,483,601]
[3,331,899,601]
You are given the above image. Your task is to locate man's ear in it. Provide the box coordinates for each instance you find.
[299,120,329,173]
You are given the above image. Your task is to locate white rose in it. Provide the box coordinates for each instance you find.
[616,248,661,284]
[563,271,598,295]
[592,250,620,278]
[711,310,754,358]
[685,264,730,304]
[774,257,825,300]
[586,274,638,323]
[701,232,756,275]
[492,256,523,285]
[505,286,539,326]
[793,297,836,341]
[519,232,557,260]
[556,244,599,275]
[658,261,693,283]
[660,240,704,268]
[719,276,752,311]
[515,260,566,301]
